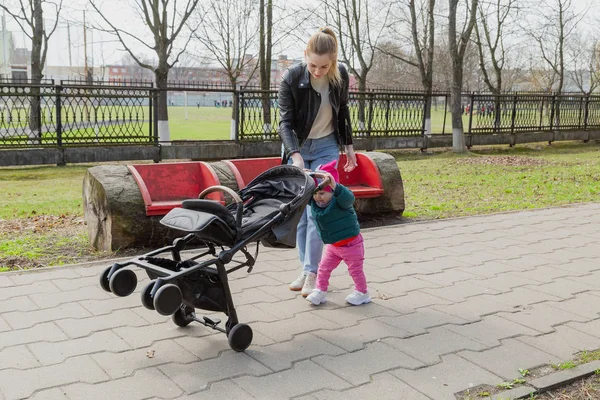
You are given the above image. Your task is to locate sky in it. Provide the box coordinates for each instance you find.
[1,0,599,70]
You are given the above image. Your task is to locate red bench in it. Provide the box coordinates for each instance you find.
[128,162,223,216]
[223,153,384,197]
[222,157,282,189]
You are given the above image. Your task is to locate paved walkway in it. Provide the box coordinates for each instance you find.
[1,203,600,400]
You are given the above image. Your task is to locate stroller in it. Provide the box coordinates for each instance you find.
[99,165,325,352]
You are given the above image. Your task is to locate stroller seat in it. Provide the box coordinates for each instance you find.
[162,197,285,247]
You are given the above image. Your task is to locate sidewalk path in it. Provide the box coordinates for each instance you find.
[1,203,599,400]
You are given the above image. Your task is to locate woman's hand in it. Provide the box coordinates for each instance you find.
[290,152,305,169]
[344,145,357,172]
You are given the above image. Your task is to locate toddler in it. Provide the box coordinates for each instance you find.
[306,160,371,306]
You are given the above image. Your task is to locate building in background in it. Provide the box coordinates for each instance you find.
[0,28,15,80]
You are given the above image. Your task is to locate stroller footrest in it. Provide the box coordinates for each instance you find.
[203,316,221,326]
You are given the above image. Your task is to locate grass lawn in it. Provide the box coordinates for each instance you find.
[0,140,599,269]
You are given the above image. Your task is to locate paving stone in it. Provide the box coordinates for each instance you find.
[246,333,346,372]
[553,258,600,274]
[252,296,319,320]
[151,379,256,400]
[500,254,554,271]
[305,372,431,400]
[474,272,547,292]
[417,269,479,286]
[312,318,412,352]
[92,339,199,379]
[376,290,452,313]
[379,307,470,335]
[0,355,109,400]
[0,281,60,302]
[51,275,100,291]
[371,276,442,298]
[228,274,283,294]
[233,359,350,398]
[3,302,92,330]
[250,311,341,342]
[0,345,41,370]
[484,287,563,308]
[383,326,487,365]
[112,321,200,349]
[432,295,512,322]
[0,316,9,332]
[459,338,559,380]
[422,281,499,302]
[390,354,503,400]
[516,265,587,284]
[367,263,430,281]
[497,303,589,334]
[566,273,600,288]
[0,275,14,288]
[8,268,80,285]
[229,286,281,306]
[312,341,423,385]
[444,315,539,347]
[63,367,182,400]
[524,278,599,300]
[28,330,131,366]
[517,325,600,360]
[567,319,600,339]
[308,301,398,328]
[160,350,272,393]
[174,332,238,360]
[0,296,39,314]
[79,294,143,316]
[538,248,588,263]
[28,388,69,400]
[0,322,67,350]
[55,308,149,339]
[546,293,600,319]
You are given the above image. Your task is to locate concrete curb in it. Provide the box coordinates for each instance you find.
[490,361,600,399]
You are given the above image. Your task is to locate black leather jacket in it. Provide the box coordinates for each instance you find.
[278,63,353,161]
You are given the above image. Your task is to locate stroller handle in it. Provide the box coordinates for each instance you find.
[308,171,332,192]
[199,186,243,204]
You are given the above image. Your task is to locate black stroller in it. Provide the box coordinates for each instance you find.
[99,165,323,352]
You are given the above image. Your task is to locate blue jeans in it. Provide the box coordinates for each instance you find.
[286,134,339,274]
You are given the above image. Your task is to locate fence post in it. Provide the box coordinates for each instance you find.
[384,93,390,133]
[584,93,590,142]
[233,85,240,141]
[239,90,244,141]
[549,93,556,131]
[56,85,62,147]
[467,93,475,134]
[442,94,448,134]
[511,94,518,134]
[149,89,154,144]
[367,90,374,137]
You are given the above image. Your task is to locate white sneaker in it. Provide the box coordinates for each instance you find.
[345,290,371,306]
[289,272,307,291]
[306,289,327,305]
[301,272,317,297]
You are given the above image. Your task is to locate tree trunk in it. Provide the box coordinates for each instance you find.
[258,0,272,133]
[29,0,44,142]
[451,62,467,152]
[357,77,367,131]
[155,67,170,142]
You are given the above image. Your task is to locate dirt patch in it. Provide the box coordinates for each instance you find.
[535,373,600,399]
[0,214,85,235]
[454,155,549,166]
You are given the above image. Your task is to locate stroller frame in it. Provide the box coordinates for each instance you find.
[100,173,319,352]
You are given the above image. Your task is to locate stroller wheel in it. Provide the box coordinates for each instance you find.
[227,323,253,352]
[141,280,156,310]
[109,269,138,297]
[172,305,194,327]
[153,284,183,316]
[99,266,112,293]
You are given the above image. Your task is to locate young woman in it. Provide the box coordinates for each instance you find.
[278,27,357,297]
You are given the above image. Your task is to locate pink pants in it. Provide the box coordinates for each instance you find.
[316,234,367,293]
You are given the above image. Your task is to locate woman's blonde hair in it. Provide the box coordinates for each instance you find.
[306,27,342,87]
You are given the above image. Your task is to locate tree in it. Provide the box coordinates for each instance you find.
[1,0,62,139]
[473,0,518,130]
[323,0,390,129]
[568,34,599,94]
[448,0,479,152]
[90,0,199,142]
[379,0,436,134]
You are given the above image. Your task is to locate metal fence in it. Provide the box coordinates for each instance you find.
[2,80,600,149]
[0,81,155,148]
[236,89,427,140]
[468,93,600,134]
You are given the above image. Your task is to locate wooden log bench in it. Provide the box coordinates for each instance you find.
[83,152,404,251]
